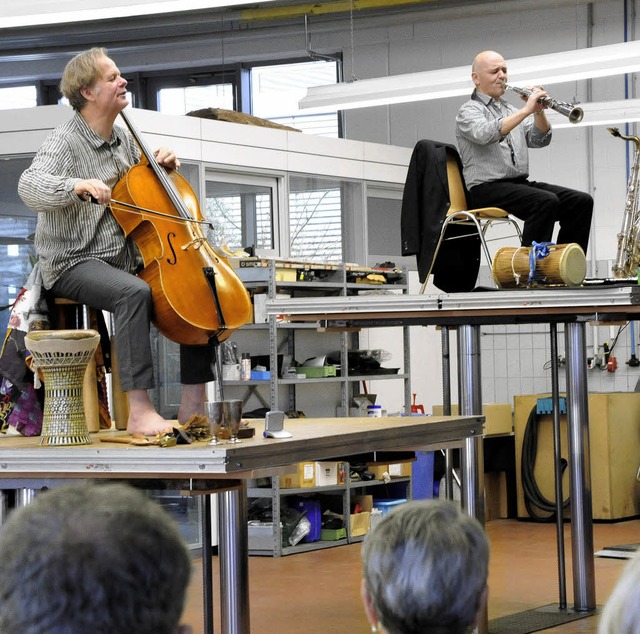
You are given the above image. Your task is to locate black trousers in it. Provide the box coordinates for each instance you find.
[51,259,214,391]
[468,177,593,254]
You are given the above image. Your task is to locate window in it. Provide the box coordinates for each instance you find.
[0,157,38,335]
[288,175,357,262]
[147,70,238,114]
[204,173,278,255]
[0,86,37,109]
[157,84,234,115]
[251,60,339,136]
[146,59,340,136]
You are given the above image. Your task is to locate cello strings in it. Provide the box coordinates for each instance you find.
[109,199,213,226]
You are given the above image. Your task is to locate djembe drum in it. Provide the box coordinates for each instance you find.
[24,329,100,446]
[491,243,586,288]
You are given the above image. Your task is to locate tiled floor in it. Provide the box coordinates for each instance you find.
[182,516,640,633]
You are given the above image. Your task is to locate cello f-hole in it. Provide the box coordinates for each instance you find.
[166,232,178,265]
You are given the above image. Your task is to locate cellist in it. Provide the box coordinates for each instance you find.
[18,47,213,436]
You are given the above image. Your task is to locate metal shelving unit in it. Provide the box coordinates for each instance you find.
[247,469,411,557]
[229,258,411,416]
[227,258,412,556]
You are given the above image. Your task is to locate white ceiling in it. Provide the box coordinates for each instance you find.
[0,0,281,28]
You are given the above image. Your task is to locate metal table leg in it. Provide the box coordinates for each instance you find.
[441,326,455,499]
[0,490,10,525]
[202,494,214,634]
[457,324,485,522]
[217,482,250,634]
[564,321,596,611]
[456,324,487,634]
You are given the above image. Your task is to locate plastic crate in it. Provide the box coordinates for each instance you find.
[321,527,347,541]
[296,366,337,378]
[373,498,407,516]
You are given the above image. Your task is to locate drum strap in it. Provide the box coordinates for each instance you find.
[528,241,555,284]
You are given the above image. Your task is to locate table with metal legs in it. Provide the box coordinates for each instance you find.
[268,285,640,614]
[0,414,483,634]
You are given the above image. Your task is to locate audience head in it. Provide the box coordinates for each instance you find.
[361,499,489,634]
[0,481,192,634]
[60,47,110,112]
[598,551,640,634]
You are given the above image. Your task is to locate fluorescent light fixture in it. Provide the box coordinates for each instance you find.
[547,99,640,129]
[299,40,640,111]
[0,0,280,28]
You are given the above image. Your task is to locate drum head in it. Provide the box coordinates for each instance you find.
[559,244,587,286]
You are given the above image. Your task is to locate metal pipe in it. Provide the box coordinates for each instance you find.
[549,324,567,609]
[201,494,214,634]
[457,323,486,634]
[441,326,455,499]
[564,322,596,611]
[456,324,484,522]
[218,483,251,633]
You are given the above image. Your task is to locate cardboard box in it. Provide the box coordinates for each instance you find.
[253,293,268,323]
[280,462,315,489]
[388,462,413,477]
[353,494,374,512]
[432,402,513,436]
[485,471,509,521]
[350,511,371,537]
[315,461,339,486]
[275,268,297,282]
[367,464,389,480]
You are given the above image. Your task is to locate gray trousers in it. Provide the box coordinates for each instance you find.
[51,259,214,391]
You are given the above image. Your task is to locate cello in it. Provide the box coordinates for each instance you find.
[109,108,252,347]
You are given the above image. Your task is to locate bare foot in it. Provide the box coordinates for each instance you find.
[127,411,173,436]
[126,389,173,436]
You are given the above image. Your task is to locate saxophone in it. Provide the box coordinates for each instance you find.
[609,127,640,278]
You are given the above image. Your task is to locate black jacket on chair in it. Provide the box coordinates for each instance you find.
[400,139,481,292]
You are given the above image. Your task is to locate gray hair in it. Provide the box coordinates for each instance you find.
[361,499,489,634]
[598,551,640,634]
[59,47,109,112]
[0,482,192,634]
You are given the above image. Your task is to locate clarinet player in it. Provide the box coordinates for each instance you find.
[455,50,593,253]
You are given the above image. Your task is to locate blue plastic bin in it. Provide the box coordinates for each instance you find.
[373,498,407,516]
[290,498,322,542]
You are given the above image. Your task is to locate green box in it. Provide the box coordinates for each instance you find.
[297,365,337,378]
[320,527,347,541]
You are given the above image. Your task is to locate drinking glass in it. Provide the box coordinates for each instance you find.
[205,401,225,445]
[223,399,243,443]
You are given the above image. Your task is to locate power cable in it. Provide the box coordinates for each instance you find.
[521,405,570,521]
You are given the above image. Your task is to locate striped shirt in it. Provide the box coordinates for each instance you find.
[455,90,551,189]
[18,111,141,289]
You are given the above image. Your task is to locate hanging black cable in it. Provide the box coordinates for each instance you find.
[520,404,571,521]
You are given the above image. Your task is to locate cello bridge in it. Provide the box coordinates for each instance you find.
[182,237,208,251]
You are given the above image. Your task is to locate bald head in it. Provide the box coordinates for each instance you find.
[471,50,507,99]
